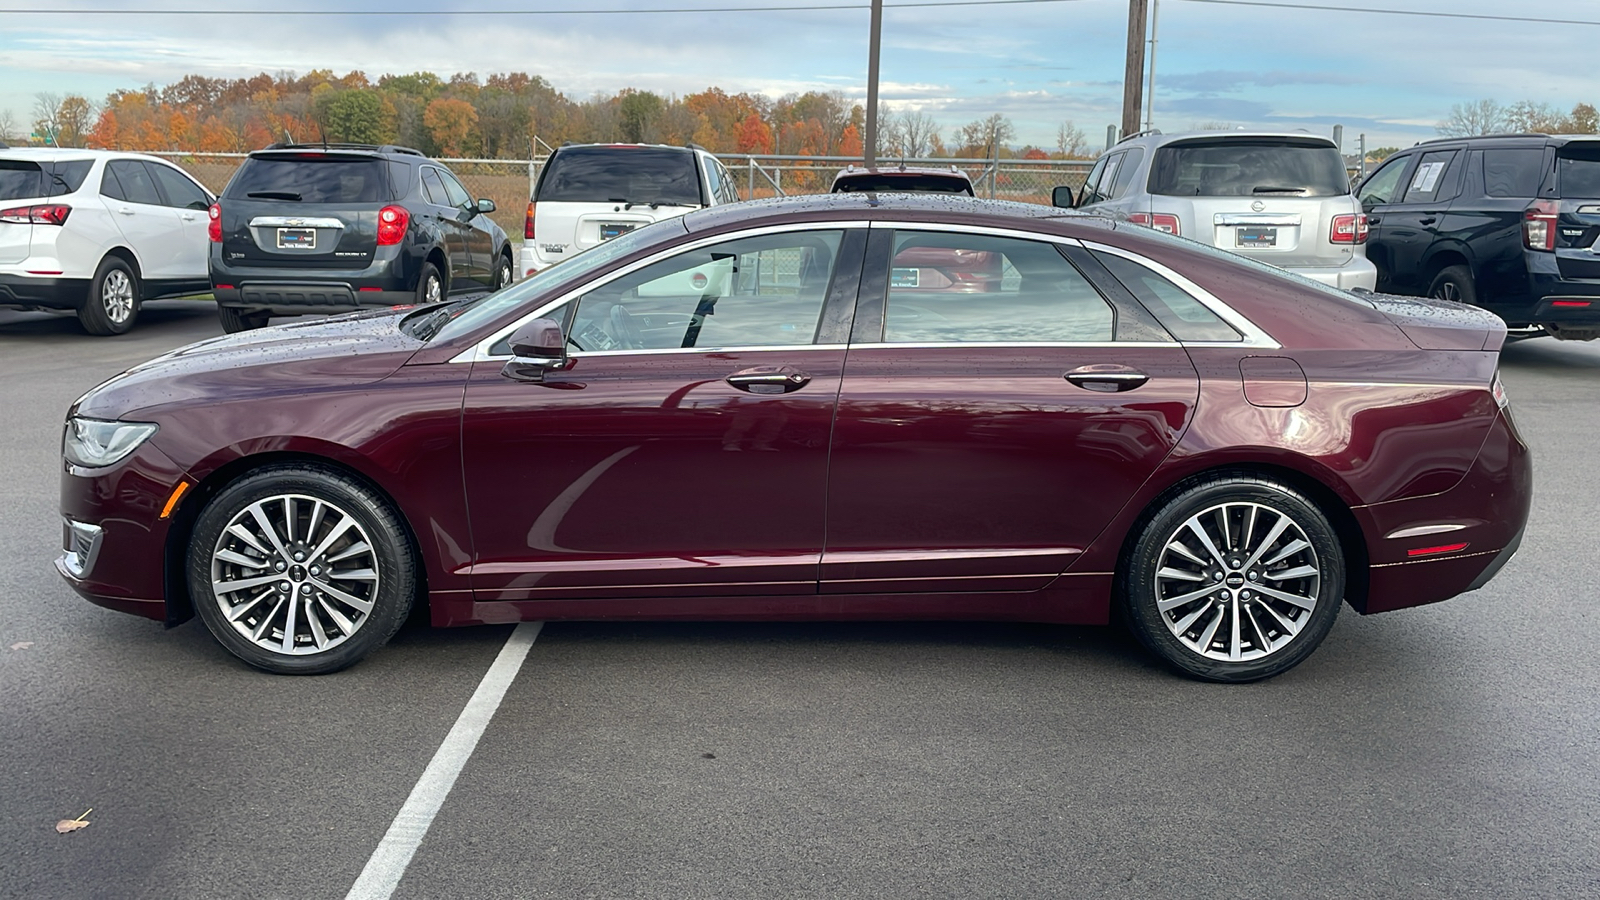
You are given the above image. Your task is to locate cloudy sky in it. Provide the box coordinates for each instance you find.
[1,0,1596,154]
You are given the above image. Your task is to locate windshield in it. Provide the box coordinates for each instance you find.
[427,219,682,343]
[225,155,389,203]
[1150,139,1351,197]
[536,147,702,206]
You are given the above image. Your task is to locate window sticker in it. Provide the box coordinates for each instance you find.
[1411,161,1446,194]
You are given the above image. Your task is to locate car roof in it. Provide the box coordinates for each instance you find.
[1137,130,1339,147]
[1407,133,1600,149]
[555,143,700,155]
[680,191,1106,236]
[0,147,131,161]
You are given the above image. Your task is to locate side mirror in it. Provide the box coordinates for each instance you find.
[501,317,568,382]
[1051,185,1076,209]
[477,198,496,215]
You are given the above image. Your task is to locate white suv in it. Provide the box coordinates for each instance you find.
[520,143,739,277]
[1058,130,1377,290]
[0,147,214,334]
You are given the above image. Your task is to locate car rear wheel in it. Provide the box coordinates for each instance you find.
[188,465,416,675]
[493,253,514,291]
[1428,265,1477,306]
[417,262,444,304]
[217,305,270,334]
[1120,475,1343,683]
[80,257,140,335]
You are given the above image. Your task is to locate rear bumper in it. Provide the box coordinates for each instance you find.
[212,248,416,314]
[0,273,87,310]
[1285,255,1378,291]
[1351,407,1532,614]
[519,245,546,277]
[1512,274,1600,326]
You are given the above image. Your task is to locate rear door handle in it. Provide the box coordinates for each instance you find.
[180,213,198,221]
[1065,364,1149,392]
[117,207,135,216]
[726,365,811,394]
[1418,216,1437,226]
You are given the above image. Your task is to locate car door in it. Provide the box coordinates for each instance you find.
[146,161,214,281]
[821,227,1200,594]
[437,167,494,288]
[1380,147,1465,295]
[100,159,186,279]
[419,166,474,290]
[459,226,867,601]
[1358,154,1416,292]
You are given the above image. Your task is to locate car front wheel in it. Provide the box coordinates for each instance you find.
[80,257,140,335]
[1121,475,1344,683]
[187,465,416,674]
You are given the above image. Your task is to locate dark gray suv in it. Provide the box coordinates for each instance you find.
[209,143,513,333]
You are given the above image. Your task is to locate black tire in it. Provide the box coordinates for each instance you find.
[1120,475,1344,683]
[1427,264,1477,306]
[417,261,445,304]
[79,256,140,335]
[492,252,514,291]
[187,464,416,675]
[217,305,270,334]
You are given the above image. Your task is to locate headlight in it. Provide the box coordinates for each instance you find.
[62,417,158,468]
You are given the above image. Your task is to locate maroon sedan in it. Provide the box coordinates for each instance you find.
[57,194,1530,681]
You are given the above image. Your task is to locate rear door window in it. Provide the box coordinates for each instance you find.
[225,156,387,203]
[1481,149,1545,198]
[537,147,701,206]
[419,168,448,206]
[1108,147,1146,199]
[1403,150,1462,204]
[1151,139,1350,197]
[149,164,211,209]
[104,160,163,205]
[1557,142,1600,198]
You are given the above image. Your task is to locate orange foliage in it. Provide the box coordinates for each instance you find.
[838,124,863,159]
[735,113,773,154]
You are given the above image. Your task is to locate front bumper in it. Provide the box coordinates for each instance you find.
[56,439,190,622]
[0,272,88,310]
[1286,255,1379,291]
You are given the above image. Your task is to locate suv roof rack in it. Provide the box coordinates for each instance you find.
[1413,133,1550,146]
[1116,128,1162,145]
[262,142,424,157]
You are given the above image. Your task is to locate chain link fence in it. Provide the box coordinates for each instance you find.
[151,151,1095,244]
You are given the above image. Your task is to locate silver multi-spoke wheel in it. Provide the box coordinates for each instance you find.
[1153,501,1320,663]
[102,269,135,323]
[423,273,442,304]
[1431,282,1462,303]
[209,493,380,656]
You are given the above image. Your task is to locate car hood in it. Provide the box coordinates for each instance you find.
[73,307,425,421]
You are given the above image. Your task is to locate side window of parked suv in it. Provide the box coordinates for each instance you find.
[1481,149,1545,198]
[149,164,211,210]
[1403,150,1463,204]
[419,168,449,206]
[1108,148,1145,199]
[1358,157,1409,209]
[102,160,163,205]
[1080,154,1122,207]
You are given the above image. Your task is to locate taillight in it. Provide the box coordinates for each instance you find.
[1523,200,1559,251]
[207,202,221,242]
[377,205,409,246]
[1330,213,1369,244]
[0,204,71,225]
[1129,212,1180,235]
[524,200,536,240]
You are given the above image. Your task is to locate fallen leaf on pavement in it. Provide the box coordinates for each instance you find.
[55,809,92,834]
[10,642,32,650]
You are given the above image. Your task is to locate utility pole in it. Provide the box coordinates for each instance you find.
[864,0,883,166]
[1143,0,1160,131]
[1122,0,1148,140]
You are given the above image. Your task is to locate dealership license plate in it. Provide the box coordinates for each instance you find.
[890,267,921,288]
[600,223,637,240]
[277,227,316,250]
[1237,226,1277,248]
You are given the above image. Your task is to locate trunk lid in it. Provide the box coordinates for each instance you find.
[1366,293,1508,351]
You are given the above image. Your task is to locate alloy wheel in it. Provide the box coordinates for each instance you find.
[1432,282,1462,303]
[102,270,135,323]
[208,493,381,656]
[424,274,442,304]
[1152,501,1320,663]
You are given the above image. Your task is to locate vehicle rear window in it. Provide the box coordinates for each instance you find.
[832,173,974,195]
[1150,139,1350,198]
[0,159,92,201]
[1481,149,1544,198]
[225,155,389,203]
[1557,143,1600,198]
[537,147,701,206]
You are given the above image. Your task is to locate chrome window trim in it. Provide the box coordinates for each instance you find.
[868,219,1089,246]
[1214,213,1302,227]
[1079,240,1281,349]
[566,343,850,359]
[247,216,345,228]
[453,220,872,363]
[848,341,1179,350]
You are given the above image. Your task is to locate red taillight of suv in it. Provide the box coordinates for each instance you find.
[524,201,536,240]
[207,202,222,242]
[1330,213,1369,244]
[1129,212,1180,236]
[377,205,409,246]
[1523,200,1559,251]
[0,204,71,225]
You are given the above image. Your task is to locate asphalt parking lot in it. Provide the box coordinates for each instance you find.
[2,301,1597,899]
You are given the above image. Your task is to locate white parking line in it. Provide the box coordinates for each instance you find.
[344,621,543,900]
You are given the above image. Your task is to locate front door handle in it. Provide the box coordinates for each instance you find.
[1065,364,1149,393]
[726,365,810,394]
[1418,216,1437,226]
[1367,215,1382,225]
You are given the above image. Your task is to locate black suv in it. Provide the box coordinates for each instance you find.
[210,143,513,332]
[1356,133,1600,341]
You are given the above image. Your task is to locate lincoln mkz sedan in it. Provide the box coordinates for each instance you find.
[57,194,1531,682]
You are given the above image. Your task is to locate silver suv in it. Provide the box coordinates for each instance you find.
[1057,130,1377,290]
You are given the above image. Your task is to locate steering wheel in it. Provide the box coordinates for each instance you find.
[607,305,644,349]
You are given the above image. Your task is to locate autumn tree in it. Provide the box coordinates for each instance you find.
[957,113,1014,158]
[1056,120,1089,158]
[618,90,664,143]
[321,89,396,144]
[838,124,863,159]
[423,97,479,156]
[735,113,773,154]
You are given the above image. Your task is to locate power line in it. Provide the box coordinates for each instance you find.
[0,0,1087,14]
[1174,0,1600,28]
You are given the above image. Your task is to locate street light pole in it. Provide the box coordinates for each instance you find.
[864,0,883,166]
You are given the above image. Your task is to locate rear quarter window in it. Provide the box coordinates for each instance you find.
[1151,139,1350,198]
[225,156,389,203]
[1557,143,1600,198]
[0,160,45,201]
[1481,149,1545,198]
[538,147,701,206]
